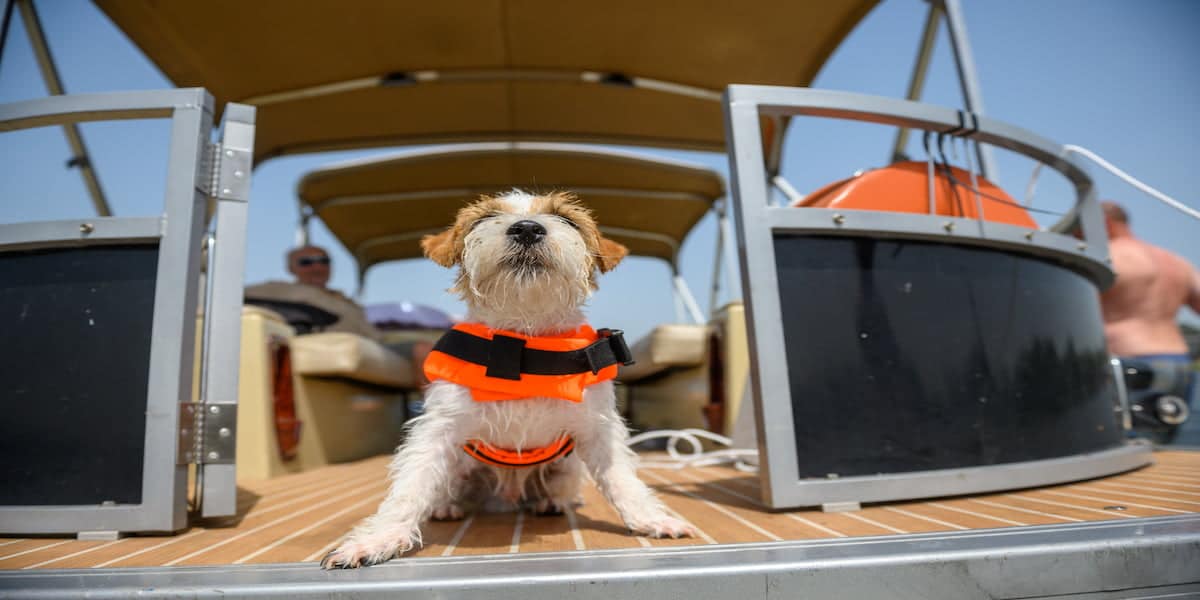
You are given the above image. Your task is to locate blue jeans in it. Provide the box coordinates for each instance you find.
[1121,353,1196,408]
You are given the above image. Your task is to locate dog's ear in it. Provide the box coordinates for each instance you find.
[596,236,628,273]
[421,228,459,268]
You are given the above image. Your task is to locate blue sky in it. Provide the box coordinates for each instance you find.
[2,0,1198,341]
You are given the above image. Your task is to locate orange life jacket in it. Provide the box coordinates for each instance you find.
[425,322,631,469]
[423,322,626,403]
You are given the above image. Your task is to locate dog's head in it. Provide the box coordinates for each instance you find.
[421,191,627,328]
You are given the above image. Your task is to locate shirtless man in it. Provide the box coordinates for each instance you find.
[1099,201,1200,430]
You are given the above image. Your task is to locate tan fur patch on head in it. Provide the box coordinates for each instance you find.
[421,195,511,267]
[532,192,627,276]
[424,191,628,277]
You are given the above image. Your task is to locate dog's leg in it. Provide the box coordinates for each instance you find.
[321,390,467,569]
[576,412,695,539]
[431,459,473,521]
[530,454,584,516]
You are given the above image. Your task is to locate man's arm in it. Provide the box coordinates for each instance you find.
[1188,266,1200,314]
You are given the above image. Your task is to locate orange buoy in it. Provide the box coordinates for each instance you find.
[794,161,1037,229]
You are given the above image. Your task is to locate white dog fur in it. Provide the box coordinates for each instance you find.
[321,190,694,569]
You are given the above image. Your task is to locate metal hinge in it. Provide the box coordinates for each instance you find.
[178,403,237,465]
[200,142,252,202]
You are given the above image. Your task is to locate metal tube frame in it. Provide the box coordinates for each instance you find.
[723,85,1136,510]
[940,0,998,179]
[14,0,112,217]
[0,88,253,534]
[195,103,256,518]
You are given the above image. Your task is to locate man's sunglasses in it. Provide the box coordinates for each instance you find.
[296,256,331,267]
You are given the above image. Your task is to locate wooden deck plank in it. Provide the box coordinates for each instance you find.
[5,449,1199,570]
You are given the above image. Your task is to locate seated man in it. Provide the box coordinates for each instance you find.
[244,245,381,340]
[1099,201,1200,417]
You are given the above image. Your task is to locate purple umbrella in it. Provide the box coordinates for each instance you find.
[366,302,454,330]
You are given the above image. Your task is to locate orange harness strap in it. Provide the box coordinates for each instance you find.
[462,435,575,469]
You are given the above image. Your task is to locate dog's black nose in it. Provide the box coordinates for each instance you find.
[506,220,546,246]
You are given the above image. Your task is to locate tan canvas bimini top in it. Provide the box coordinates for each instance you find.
[95,1,877,162]
[296,142,724,273]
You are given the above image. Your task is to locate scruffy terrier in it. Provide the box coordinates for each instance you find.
[321,190,694,569]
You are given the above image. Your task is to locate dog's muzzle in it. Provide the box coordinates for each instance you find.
[506,220,546,247]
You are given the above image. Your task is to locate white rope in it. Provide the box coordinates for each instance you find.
[1061,144,1200,220]
[627,428,758,472]
[1027,144,1200,221]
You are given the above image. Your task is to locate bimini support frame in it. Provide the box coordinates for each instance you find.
[7,0,113,217]
[889,0,999,179]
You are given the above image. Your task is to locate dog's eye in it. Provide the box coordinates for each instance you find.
[468,214,500,231]
[555,215,580,230]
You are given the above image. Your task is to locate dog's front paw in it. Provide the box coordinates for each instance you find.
[629,515,696,539]
[320,534,417,569]
[431,503,465,521]
[531,497,575,516]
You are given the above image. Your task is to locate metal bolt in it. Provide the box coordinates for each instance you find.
[1103,505,1127,511]
[943,221,955,232]
[225,149,234,157]
[233,170,244,179]
[80,223,94,234]
[222,188,232,195]
[207,451,220,461]
[181,428,190,437]
[209,405,220,415]
[218,427,231,438]
[832,214,845,225]
[1024,231,1035,241]
[1077,242,1088,251]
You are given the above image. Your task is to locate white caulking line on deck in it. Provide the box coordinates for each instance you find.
[1005,494,1136,519]
[245,471,382,519]
[925,502,1028,526]
[163,480,386,566]
[1150,465,1200,474]
[303,540,341,564]
[640,469,782,542]
[1038,489,1191,514]
[784,514,847,538]
[840,511,908,534]
[242,466,376,506]
[92,529,208,568]
[23,538,130,570]
[1092,480,1200,498]
[233,491,387,564]
[508,511,525,554]
[1142,463,1200,472]
[0,540,73,562]
[882,507,968,531]
[658,505,718,546]
[439,514,476,557]
[565,508,586,551]
[0,539,26,549]
[1126,474,1200,488]
[671,469,846,538]
[672,470,757,504]
[966,498,1082,522]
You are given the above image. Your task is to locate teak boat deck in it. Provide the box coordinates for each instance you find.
[3,450,1198,571]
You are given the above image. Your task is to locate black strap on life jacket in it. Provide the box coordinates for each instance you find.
[432,327,635,381]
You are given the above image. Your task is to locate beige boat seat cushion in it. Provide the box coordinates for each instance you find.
[290,332,415,389]
[618,324,710,383]
[244,280,380,340]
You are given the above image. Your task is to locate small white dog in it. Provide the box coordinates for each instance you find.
[321,190,693,569]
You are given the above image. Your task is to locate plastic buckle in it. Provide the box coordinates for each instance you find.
[597,328,635,366]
